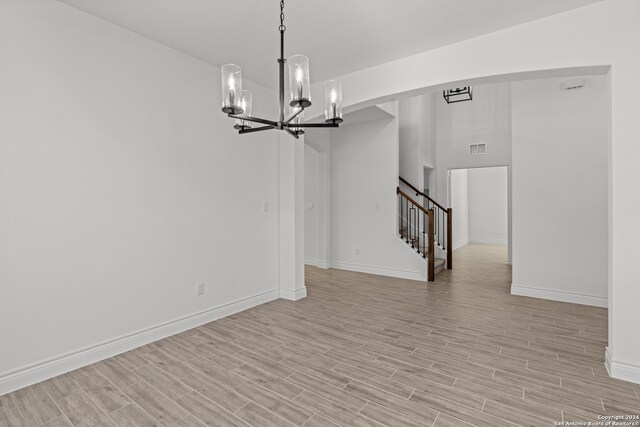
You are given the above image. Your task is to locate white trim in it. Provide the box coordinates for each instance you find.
[304,257,330,269]
[605,346,613,375]
[605,347,640,384]
[510,283,607,308]
[315,260,330,269]
[453,240,469,250]
[468,238,508,245]
[331,260,426,282]
[280,287,307,301]
[0,288,279,396]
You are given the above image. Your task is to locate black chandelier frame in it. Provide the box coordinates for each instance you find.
[222,1,342,139]
[442,86,473,104]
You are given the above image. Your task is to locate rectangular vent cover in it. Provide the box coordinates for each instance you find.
[469,143,486,155]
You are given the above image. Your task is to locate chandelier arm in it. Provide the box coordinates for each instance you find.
[287,122,340,128]
[284,128,300,139]
[228,114,278,127]
[283,106,305,124]
[238,125,276,134]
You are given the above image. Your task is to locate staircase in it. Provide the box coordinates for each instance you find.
[397,177,452,281]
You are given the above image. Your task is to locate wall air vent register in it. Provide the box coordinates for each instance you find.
[469,143,486,155]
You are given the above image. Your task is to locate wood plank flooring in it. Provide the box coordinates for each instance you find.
[2,244,639,426]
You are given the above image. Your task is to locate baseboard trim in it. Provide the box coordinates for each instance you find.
[469,238,508,245]
[280,287,307,301]
[331,260,426,282]
[0,288,280,396]
[304,258,330,269]
[315,260,330,269]
[511,283,607,308]
[453,240,469,251]
[605,347,640,384]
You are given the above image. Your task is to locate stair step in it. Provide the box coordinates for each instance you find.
[397,233,447,278]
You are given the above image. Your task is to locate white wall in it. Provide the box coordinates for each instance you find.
[511,75,608,307]
[435,83,512,204]
[306,0,640,382]
[399,96,422,186]
[304,144,320,263]
[330,115,428,281]
[398,94,437,196]
[303,130,332,270]
[277,135,306,301]
[450,169,469,249]
[0,0,286,394]
[468,167,508,245]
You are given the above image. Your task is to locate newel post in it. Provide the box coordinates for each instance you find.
[428,209,435,282]
[447,208,453,269]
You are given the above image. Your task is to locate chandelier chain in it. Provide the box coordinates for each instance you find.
[279,0,286,32]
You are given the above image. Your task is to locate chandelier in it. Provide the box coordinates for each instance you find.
[220,0,343,139]
[443,87,473,104]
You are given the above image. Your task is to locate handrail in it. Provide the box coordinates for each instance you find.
[397,187,435,281]
[399,176,448,212]
[397,179,453,271]
[396,187,431,216]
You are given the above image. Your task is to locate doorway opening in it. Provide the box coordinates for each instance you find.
[448,166,510,264]
[423,166,434,198]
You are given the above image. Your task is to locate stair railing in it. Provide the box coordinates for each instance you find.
[397,187,435,281]
[399,176,452,270]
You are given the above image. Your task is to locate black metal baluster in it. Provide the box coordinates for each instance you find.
[438,209,443,247]
[436,208,439,247]
[440,208,442,247]
[438,209,444,247]
[412,203,416,247]
[422,211,428,258]
[405,197,408,243]
[411,203,416,248]
[443,210,447,250]
[419,209,422,255]
[438,208,441,247]
[416,204,419,252]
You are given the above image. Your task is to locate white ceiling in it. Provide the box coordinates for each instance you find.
[59,0,602,89]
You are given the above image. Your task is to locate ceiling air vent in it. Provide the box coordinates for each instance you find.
[469,143,486,155]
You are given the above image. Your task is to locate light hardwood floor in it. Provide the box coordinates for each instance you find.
[2,244,639,426]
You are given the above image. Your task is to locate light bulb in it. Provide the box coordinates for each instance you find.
[228,75,237,106]
[330,89,337,103]
[295,67,304,99]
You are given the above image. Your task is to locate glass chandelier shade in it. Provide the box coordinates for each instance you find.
[288,55,311,108]
[324,80,343,123]
[234,90,253,130]
[221,64,243,114]
[289,106,304,134]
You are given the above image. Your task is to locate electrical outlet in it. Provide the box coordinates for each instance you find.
[263,202,269,213]
[355,248,360,255]
[196,282,205,296]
